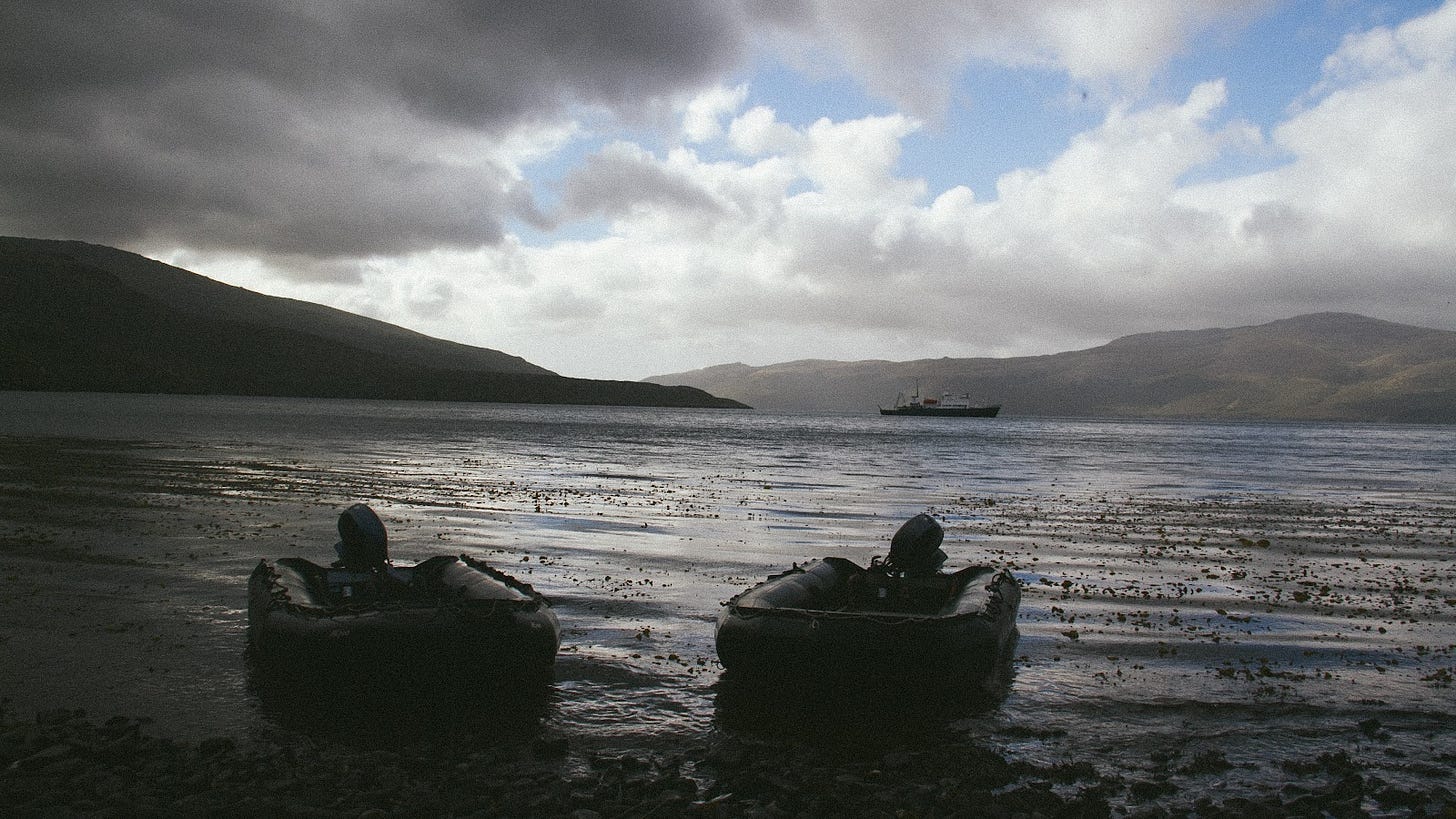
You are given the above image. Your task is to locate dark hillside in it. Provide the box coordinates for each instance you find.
[0,237,745,409]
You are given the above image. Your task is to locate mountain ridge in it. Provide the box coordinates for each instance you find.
[0,237,746,409]
[644,313,1456,422]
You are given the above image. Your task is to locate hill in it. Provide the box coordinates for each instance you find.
[0,237,745,408]
[645,313,1456,422]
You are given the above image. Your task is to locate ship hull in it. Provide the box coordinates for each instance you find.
[880,404,1000,417]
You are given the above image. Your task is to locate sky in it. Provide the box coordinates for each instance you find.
[3,1,1454,380]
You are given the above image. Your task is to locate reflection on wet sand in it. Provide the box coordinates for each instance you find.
[245,643,555,748]
[713,637,1020,743]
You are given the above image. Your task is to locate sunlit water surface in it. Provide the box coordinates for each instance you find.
[1,392,1452,800]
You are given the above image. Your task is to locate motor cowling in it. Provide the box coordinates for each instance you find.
[334,503,388,570]
[887,513,947,576]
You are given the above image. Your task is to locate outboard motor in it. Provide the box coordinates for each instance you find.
[334,503,388,571]
[886,513,947,576]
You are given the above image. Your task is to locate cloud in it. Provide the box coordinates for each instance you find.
[729,106,802,156]
[0,0,746,262]
[416,4,1452,377]
[0,1,1279,268]
[1176,1,1456,298]
[560,142,725,221]
[757,0,1273,118]
[682,85,750,143]
[5,1,1453,380]
[799,114,923,202]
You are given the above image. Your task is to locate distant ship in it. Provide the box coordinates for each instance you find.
[880,388,1000,417]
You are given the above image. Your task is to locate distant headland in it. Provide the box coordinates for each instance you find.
[0,237,746,409]
[646,312,1456,423]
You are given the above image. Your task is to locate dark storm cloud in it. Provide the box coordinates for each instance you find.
[0,1,747,259]
[561,144,724,220]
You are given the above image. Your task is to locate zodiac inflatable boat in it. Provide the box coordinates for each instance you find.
[716,514,1020,680]
[248,505,560,676]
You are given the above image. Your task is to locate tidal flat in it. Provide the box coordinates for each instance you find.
[1,392,1453,815]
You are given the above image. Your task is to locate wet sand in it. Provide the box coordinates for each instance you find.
[2,412,1455,815]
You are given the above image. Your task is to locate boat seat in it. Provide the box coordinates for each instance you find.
[844,572,952,615]
[323,566,412,605]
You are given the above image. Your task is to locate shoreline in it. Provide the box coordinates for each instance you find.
[4,707,1453,817]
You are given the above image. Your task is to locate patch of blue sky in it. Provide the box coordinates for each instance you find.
[739,58,900,131]
[901,64,1104,203]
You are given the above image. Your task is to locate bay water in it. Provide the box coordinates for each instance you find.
[1,392,1452,801]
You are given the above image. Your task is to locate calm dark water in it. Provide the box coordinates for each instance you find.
[1,392,1452,799]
